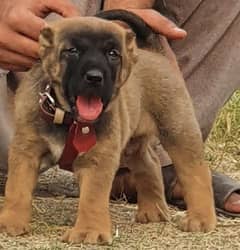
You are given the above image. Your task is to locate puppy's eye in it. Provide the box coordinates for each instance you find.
[67,47,79,54]
[61,47,79,59]
[107,49,120,59]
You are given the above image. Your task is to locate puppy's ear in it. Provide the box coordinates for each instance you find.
[39,26,61,82]
[119,29,138,84]
[39,26,54,47]
[39,26,55,61]
[126,30,138,62]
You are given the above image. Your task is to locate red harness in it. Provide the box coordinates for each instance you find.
[39,85,96,171]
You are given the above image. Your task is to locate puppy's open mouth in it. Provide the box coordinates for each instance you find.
[76,96,103,122]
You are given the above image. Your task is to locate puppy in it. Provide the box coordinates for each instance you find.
[0,14,216,244]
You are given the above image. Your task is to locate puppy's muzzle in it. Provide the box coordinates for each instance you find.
[84,69,104,87]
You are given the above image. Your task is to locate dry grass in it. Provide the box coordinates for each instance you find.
[0,91,239,250]
[2,198,240,250]
[206,90,240,174]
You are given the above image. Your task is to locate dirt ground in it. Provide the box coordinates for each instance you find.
[0,92,239,250]
[0,151,238,250]
[1,182,240,250]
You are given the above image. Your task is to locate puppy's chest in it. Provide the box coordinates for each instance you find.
[39,123,102,165]
[40,125,67,163]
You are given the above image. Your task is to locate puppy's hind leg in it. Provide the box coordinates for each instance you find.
[0,128,46,236]
[129,137,169,223]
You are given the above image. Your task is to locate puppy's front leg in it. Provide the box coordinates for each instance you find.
[156,90,216,232]
[0,129,46,236]
[62,139,120,245]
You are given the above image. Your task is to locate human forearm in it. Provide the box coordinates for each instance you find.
[104,0,155,10]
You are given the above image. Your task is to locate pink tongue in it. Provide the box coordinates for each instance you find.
[76,96,103,121]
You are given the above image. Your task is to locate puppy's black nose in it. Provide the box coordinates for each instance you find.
[84,69,103,85]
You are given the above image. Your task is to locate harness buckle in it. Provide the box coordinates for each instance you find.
[39,85,55,106]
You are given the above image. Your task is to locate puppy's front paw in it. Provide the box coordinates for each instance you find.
[0,210,30,236]
[179,213,216,233]
[62,227,112,245]
[136,201,169,223]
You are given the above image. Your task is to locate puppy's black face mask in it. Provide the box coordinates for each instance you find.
[61,32,122,122]
[39,18,137,121]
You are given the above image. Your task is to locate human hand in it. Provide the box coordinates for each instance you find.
[127,9,187,40]
[104,1,186,40]
[0,0,79,71]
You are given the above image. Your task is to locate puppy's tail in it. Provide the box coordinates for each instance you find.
[96,9,161,51]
